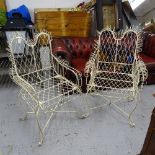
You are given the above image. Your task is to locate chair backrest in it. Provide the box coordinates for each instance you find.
[8,32,52,77]
[97,28,142,74]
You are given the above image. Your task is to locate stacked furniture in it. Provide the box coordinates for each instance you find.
[139,32,155,84]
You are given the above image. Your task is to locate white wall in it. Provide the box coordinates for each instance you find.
[5,0,89,22]
[142,9,155,23]
[132,0,155,23]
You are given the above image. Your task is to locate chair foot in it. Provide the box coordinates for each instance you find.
[37,127,45,146]
[128,113,136,127]
[129,121,135,127]
[38,139,43,146]
[78,113,90,119]
[19,113,28,121]
[127,96,134,102]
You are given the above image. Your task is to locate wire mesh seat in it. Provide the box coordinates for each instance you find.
[85,28,148,126]
[8,32,85,145]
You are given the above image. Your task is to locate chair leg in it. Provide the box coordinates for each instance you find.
[111,99,138,127]
[36,99,61,146]
[35,107,44,146]
[83,93,90,118]
[128,99,139,127]
[19,112,28,121]
[128,92,140,127]
[76,92,90,119]
[79,98,90,119]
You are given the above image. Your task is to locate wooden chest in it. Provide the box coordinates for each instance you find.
[34,8,92,37]
[139,107,155,155]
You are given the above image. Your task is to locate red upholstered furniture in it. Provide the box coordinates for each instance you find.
[52,37,95,73]
[52,37,95,92]
[139,32,155,84]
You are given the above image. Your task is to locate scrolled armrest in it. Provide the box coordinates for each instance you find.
[84,60,94,76]
[84,49,99,76]
[54,56,82,87]
[136,58,148,86]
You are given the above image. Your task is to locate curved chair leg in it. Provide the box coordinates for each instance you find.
[128,98,139,127]
[35,107,44,146]
[80,85,96,118]
[19,112,28,121]
[77,92,90,119]
[37,120,44,146]
[128,91,140,127]
[111,99,138,127]
[36,98,62,146]
[128,114,135,127]
[78,99,90,119]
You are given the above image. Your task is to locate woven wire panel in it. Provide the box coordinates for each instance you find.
[87,28,147,100]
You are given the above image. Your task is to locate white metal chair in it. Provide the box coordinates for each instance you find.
[8,32,85,145]
[85,28,148,126]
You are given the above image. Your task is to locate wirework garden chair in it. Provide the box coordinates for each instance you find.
[85,28,148,126]
[8,32,86,145]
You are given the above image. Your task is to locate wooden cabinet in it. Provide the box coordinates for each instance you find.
[96,0,123,31]
[139,107,155,155]
[102,5,116,28]
[35,8,92,37]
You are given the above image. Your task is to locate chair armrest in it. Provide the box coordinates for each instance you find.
[84,48,99,76]
[53,56,82,87]
[136,59,148,86]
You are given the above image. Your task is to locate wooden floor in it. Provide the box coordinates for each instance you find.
[0,81,155,155]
